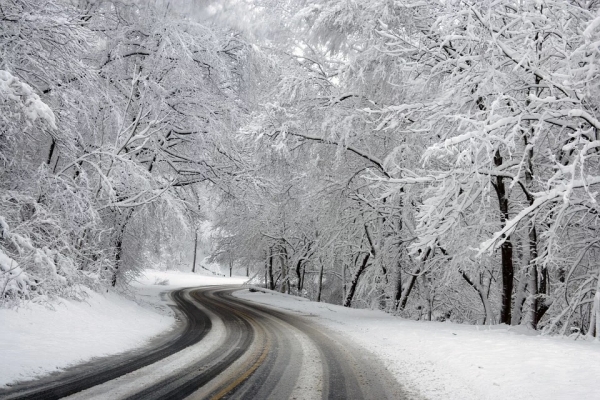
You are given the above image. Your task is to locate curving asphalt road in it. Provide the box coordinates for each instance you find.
[0,286,408,400]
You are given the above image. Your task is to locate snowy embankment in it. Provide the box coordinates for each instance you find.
[0,269,246,387]
[235,288,600,400]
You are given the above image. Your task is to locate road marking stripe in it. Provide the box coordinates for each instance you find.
[210,311,272,400]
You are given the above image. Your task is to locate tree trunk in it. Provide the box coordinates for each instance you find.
[300,262,306,292]
[587,275,600,339]
[461,270,495,325]
[111,209,134,287]
[112,235,123,287]
[279,244,289,293]
[295,243,310,293]
[511,269,528,326]
[397,249,431,311]
[594,276,600,339]
[264,257,268,289]
[191,229,198,273]
[343,252,371,307]
[397,268,418,311]
[47,138,56,166]
[267,247,275,290]
[294,259,303,293]
[342,262,347,303]
[421,273,432,321]
[512,236,529,325]
[316,261,324,302]
[521,68,549,328]
[535,258,550,326]
[494,149,514,324]
[393,258,403,307]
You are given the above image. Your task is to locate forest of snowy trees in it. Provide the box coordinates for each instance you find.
[0,0,254,296]
[2,0,600,337]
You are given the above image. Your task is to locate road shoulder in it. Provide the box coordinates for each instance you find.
[234,287,600,400]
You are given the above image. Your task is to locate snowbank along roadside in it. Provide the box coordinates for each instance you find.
[0,269,246,387]
[235,287,600,400]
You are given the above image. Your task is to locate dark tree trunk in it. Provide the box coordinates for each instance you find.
[264,260,268,289]
[295,259,303,292]
[421,273,433,321]
[522,67,549,328]
[535,262,550,326]
[316,261,324,302]
[267,247,275,290]
[112,236,123,287]
[343,252,371,307]
[398,267,418,310]
[499,238,514,324]
[393,259,403,306]
[192,230,198,273]
[111,209,134,287]
[280,244,289,294]
[47,138,56,166]
[300,262,306,292]
[52,154,61,173]
[461,270,495,324]
[494,149,514,324]
[295,243,311,293]
[397,248,431,311]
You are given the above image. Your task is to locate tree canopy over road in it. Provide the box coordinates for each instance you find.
[2,0,600,338]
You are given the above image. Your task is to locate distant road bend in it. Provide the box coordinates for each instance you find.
[0,286,407,400]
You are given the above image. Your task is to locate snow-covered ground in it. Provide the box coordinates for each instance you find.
[235,288,600,400]
[0,269,247,388]
[4,269,599,399]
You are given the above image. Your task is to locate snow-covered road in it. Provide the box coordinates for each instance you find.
[0,270,246,389]
[1,285,406,399]
[236,288,600,400]
[2,270,600,400]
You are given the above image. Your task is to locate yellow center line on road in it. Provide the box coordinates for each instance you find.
[210,309,272,400]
